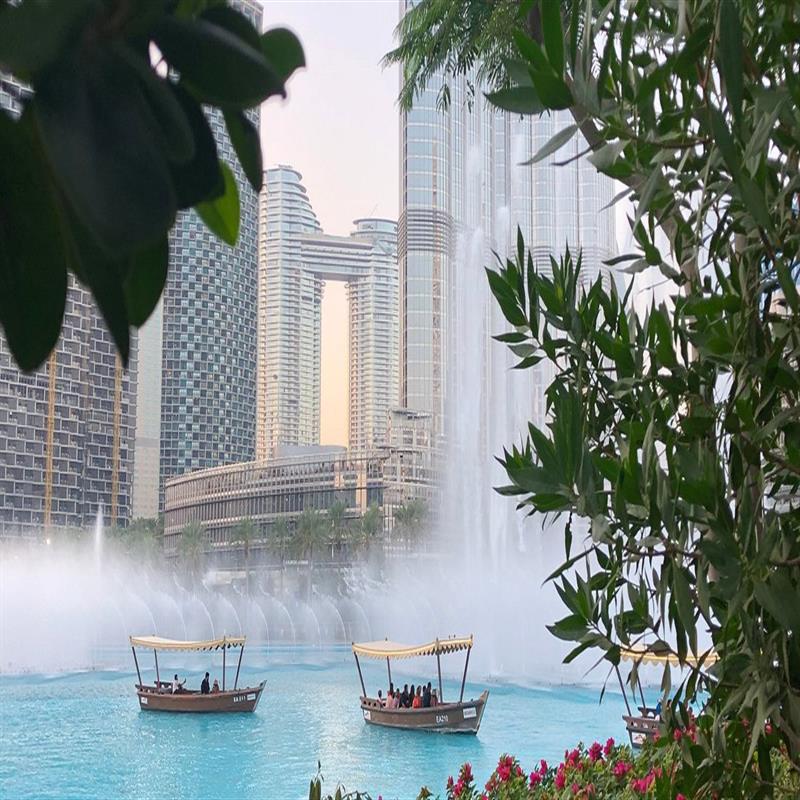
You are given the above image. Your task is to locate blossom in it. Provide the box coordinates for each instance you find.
[676,795,687,800]
[673,728,682,741]
[540,759,548,774]
[555,765,567,789]
[613,761,632,779]
[603,737,615,756]
[571,781,580,794]
[588,741,603,762]
[530,771,542,786]
[461,763,473,783]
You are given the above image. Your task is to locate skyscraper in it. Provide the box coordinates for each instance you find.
[157,0,263,504]
[257,166,398,457]
[399,62,616,436]
[1,76,137,533]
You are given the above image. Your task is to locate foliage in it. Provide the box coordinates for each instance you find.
[269,516,291,565]
[308,763,373,800]
[0,0,304,372]
[108,516,162,562]
[178,519,205,579]
[431,737,799,800]
[328,499,349,557]
[393,498,428,544]
[360,503,383,543]
[393,0,800,792]
[231,516,258,592]
[292,509,328,563]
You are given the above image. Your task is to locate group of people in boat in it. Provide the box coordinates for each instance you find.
[377,681,441,709]
[166,672,220,694]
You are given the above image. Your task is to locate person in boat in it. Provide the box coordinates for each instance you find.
[211,679,220,693]
[412,685,422,708]
[408,684,416,708]
[431,688,439,707]
[377,689,384,706]
[201,672,211,695]
[655,699,663,717]
[400,684,409,708]
[422,682,432,708]
[171,674,186,694]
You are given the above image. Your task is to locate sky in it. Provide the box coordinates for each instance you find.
[260,1,400,446]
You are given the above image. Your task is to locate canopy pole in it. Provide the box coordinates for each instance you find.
[458,646,471,703]
[615,664,633,716]
[386,657,392,689]
[222,642,227,691]
[353,651,366,697]
[234,644,244,690]
[436,654,443,702]
[154,650,160,688]
[131,646,142,687]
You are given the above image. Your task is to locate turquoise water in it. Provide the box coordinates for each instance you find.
[0,647,631,800]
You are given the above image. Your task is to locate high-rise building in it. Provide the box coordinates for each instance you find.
[131,299,162,519]
[157,0,263,505]
[257,166,398,457]
[1,76,137,534]
[399,57,616,435]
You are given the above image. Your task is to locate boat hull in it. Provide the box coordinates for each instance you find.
[136,682,265,713]
[360,690,488,733]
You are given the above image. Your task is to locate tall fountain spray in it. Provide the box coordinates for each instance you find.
[94,504,104,572]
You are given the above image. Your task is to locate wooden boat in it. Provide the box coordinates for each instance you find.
[129,635,265,713]
[614,645,717,748]
[351,635,488,734]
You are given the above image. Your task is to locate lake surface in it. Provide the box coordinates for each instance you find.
[0,647,633,799]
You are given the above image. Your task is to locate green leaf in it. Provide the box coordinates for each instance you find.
[588,140,626,172]
[530,70,572,110]
[223,109,262,193]
[261,28,306,83]
[201,4,262,51]
[169,85,224,208]
[0,112,67,371]
[521,123,577,165]
[718,0,744,124]
[541,0,564,74]
[35,48,176,255]
[195,163,240,245]
[153,16,284,108]
[123,238,169,326]
[485,86,543,115]
[547,614,588,641]
[0,0,94,76]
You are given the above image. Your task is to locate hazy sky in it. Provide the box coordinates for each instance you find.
[260,1,400,446]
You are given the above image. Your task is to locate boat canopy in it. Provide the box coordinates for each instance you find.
[352,636,473,660]
[619,645,718,667]
[130,635,246,651]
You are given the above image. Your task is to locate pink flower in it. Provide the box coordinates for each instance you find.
[461,763,473,782]
[603,737,615,756]
[613,761,632,779]
[674,728,682,741]
[588,741,603,762]
[540,759,548,774]
[765,723,773,735]
[567,748,580,766]
[677,795,687,800]
[571,781,580,794]
[530,771,542,786]
[555,765,566,789]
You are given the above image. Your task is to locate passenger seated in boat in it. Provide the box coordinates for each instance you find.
[171,674,186,694]
[400,684,409,708]
[211,679,220,693]
[412,686,422,708]
[431,688,438,707]
[422,682,432,708]
[408,684,416,708]
[201,672,210,695]
[378,689,384,706]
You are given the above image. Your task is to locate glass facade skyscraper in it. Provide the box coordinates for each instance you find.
[257,166,398,457]
[157,0,263,505]
[1,77,137,533]
[399,38,616,436]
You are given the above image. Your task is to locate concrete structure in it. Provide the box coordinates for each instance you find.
[398,16,616,434]
[131,300,163,519]
[257,166,398,457]
[0,75,137,533]
[158,0,263,506]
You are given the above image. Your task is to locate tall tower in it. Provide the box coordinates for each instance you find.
[398,39,616,438]
[158,0,263,503]
[257,167,399,457]
[1,76,137,533]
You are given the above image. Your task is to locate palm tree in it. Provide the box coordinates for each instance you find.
[269,516,290,567]
[179,520,205,584]
[351,503,382,557]
[293,509,327,564]
[231,517,257,595]
[394,498,427,550]
[327,499,348,559]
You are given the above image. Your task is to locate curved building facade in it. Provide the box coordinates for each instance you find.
[257,166,398,457]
